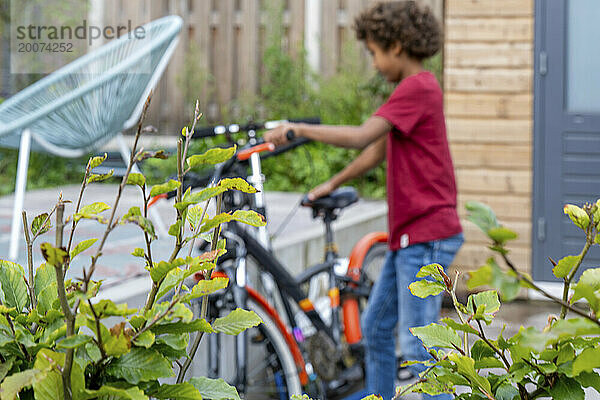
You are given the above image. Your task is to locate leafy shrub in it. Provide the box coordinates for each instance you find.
[0,98,265,400]
[400,200,600,399]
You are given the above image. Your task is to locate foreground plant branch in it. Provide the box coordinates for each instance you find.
[0,97,262,400]
[500,252,600,326]
[176,193,223,383]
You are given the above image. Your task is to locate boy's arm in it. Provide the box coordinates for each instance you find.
[265,116,392,150]
[308,135,386,200]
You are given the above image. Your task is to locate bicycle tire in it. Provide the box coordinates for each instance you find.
[194,294,302,400]
[359,241,388,300]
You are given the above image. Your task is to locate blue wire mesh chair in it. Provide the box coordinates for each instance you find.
[0,15,183,260]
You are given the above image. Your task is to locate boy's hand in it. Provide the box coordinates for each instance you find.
[308,180,337,201]
[264,123,297,146]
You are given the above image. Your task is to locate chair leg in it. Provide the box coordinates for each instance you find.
[115,132,169,238]
[9,129,32,261]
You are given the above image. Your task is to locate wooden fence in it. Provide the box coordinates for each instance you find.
[100,0,443,130]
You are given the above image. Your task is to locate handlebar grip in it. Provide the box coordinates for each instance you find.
[286,129,295,141]
[193,126,219,138]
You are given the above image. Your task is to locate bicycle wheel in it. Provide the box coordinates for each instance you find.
[193,294,302,400]
[358,242,388,304]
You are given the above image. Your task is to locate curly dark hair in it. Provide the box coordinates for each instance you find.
[354,1,441,60]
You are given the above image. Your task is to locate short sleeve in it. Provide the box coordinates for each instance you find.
[374,77,426,136]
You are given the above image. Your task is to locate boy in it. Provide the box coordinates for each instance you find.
[265,2,462,399]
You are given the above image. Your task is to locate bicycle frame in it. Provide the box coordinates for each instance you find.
[157,121,391,394]
[220,144,389,391]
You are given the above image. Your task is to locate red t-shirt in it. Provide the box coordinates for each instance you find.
[374,71,462,250]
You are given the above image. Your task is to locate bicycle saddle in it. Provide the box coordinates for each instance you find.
[301,187,359,211]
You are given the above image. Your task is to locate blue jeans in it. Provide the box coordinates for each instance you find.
[361,233,464,400]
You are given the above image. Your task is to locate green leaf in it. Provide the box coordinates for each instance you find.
[168,220,182,237]
[104,324,132,358]
[122,215,157,240]
[156,333,189,350]
[150,318,214,335]
[465,201,499,234]
[572,347,600,376]
[132,330,155,348]
[200,213,233,233]
[81,385,149,400]
[81,299,137,318]
[151,383,203,400]
[549,317,600,341]
[88,153,107,169]
[495,384,519,400]
[470,340,496,362]
[410,323,462,349]
[440,318,478,335]
[123,207,142,218]
[408,280,445,298]
[40,243,69,268]
[0,358,14,382]
[187,146,236,168]
[148,258,186,283]
[467,264,493,288]
[131,248,145,258]
[33,349,85,400]
[0,260,29,311]
[212,308,262,335]
[150,179,181,197]
[466,291,500,323]
[219,177,257,193]
[547,376,585,400]
[37,283,58,315]
[487,226,518,244]
[448,353,492,395]
[571,268,600,313]
[31,213,51,236]
[564,204,590,230]
[34,263,55,299]
[70,238,98,259]
[87,170,114,183]
[175,187,227,212]
[126,173,146,187]
[129,315,146,331]
[474,357,505,370]
[105,348,174,384]
[0,368,48,400]
[189,377,241,400]
[467,258,520,301]
[576,371,600,393]
[511,326,552,353]
[155,267,185,300]
[556,343,575,365]
[56,334,93,349]
[182,277,229,301]
[231,210,266,227]
[187,204,205,231]
[553,255,580,279]
[416,263,445,282]
[80,202,111,216]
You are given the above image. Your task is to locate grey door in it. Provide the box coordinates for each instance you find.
[533,0,600,282]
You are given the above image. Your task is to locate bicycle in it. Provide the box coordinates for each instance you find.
[150,119,391,399]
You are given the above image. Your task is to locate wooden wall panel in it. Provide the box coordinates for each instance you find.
[445,0,535,277]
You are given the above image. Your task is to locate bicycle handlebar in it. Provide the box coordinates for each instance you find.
[192,117,320,139]
[149,117,319,205]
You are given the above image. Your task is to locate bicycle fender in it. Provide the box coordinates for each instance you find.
[246,287,309,386]
[343,232,388,344]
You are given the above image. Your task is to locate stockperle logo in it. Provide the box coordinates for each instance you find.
[10,0,152,74]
